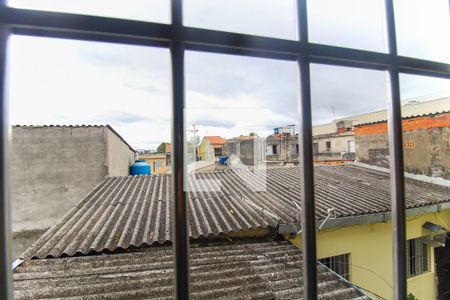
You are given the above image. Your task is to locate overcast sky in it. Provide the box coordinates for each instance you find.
[7,0,450,150]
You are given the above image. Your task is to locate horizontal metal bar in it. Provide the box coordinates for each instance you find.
[12,28,170,49]
[1,7,449,78]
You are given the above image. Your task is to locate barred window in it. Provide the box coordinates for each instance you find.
[319,253,350,281]
[407,238,431,277]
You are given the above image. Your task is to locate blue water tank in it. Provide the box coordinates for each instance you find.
[219,156,229,165]
[130,160,151,175]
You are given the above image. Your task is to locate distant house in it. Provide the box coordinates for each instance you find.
[138,153,167,174]
[312,97,450,163]
[223,99,450,167]
[312,120,355,163]
[199,136,226,162]
[164,142,171,167]
[10,125,135,258]
[223,135,257,165]
[224,127,299,166]
[265,128,299,164]
[223,135,254,156]
[355,111,450,179]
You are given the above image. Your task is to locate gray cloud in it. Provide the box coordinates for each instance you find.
[91,112,168,125]
[80,1,448,131]
[9,0,449,150]
[195,119,237,129]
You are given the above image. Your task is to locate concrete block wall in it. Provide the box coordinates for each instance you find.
[355,112,450,179]
[106,128,135,176]
[10,125,135,258]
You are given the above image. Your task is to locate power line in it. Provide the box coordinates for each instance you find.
[325,261,393,290]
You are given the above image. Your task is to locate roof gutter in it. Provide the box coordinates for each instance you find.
[278,202,450,235]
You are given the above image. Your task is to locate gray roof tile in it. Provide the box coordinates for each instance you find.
[14,239,370,300]
[22,165,450,259]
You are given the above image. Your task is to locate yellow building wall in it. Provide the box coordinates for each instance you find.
[199,138,215,161]
[199,138,208,161]
[138,156,167,174]
[287,210,450,300]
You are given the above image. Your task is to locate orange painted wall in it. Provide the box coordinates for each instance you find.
[355,112,450,135]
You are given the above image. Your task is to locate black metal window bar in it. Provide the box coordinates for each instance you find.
[0,0,449,299]
[406,238,431,277]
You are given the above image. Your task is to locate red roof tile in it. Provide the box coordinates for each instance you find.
[206,136,227,145]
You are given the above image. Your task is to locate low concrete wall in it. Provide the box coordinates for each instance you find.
[11,126,107,232]
[355,132,389,166]
[107,128,135,176]
[10,125,134,258]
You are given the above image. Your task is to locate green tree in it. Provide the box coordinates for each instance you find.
[249,132,257,136]
[407,293,417,300]
[156,142,166,153]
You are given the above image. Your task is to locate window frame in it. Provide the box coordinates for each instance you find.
[0,0,449,299]
[313,142,319,155]
[272,144,278,155]
[407,237,431,277]
[319,253,351,281]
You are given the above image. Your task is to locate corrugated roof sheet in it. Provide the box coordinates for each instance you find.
[354,110,450,126]
[22,164,450,259]
[14,239,370,300]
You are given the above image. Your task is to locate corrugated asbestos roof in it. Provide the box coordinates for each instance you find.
[14,239,370,300]
[354,110,450,126]
[22,165,450,259]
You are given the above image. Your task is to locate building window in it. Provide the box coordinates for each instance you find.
[319,253,350,280]
[326,141,331,152]
[313,142,319,154]
[266,145,277,155]
[214,147,223,157]
[407,238,430,277]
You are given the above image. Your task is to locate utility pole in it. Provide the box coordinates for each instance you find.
[188,124,198,161]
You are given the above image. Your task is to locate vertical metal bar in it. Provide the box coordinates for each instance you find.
[0,22,13,300]
[387,68,407,300]
[296,0,317,299]
[385,1,407,299]
[170,0,189,299]
[384,0,397,55]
